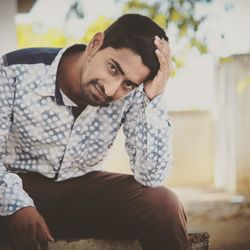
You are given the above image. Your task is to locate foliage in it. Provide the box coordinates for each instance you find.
[237,76,250,93]
[119,0,211,53]
[17,24,68,48]
[16,0,212,72]
[219,56,234,64]
[81,16,114,44]
[16,15,113,49]
[116,0,212,71]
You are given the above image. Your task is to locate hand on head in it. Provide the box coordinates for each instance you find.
[143,36,173,100]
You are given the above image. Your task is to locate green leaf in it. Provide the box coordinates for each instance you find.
[237,76,250,93]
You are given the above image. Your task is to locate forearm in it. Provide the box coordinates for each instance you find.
[0,58,35,216]
[123,89,173,187]
[0,164,35,215]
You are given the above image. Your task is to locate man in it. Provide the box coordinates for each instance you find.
[0,14,188,250]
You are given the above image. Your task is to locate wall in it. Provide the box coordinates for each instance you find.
[0,0,17,55]
[215,54,250,194]
[105,111,215,187]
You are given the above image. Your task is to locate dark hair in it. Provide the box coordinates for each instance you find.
[100,14,168,81]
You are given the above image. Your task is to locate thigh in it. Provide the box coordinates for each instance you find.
[55,171,146,240]
[12,171,144,240]
[53,171,186,241]
[0,216,9,245]
[4,171,185,243]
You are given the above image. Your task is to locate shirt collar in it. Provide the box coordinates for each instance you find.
[34,44,86,98]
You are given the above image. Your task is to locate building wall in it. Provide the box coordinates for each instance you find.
[105,111,215,187]
[0,0,17,55]
[215,54,250,194]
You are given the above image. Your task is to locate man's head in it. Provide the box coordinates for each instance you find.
[100,14,168,81]
[79,14,168,107]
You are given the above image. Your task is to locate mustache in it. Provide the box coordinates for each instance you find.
[90,79,113,103]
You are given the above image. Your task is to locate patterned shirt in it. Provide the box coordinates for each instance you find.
[0,44,172,216]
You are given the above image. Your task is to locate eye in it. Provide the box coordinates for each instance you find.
[108,63,117,74]
[124,81,136,91]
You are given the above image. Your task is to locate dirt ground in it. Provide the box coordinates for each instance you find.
[174,187,250,250]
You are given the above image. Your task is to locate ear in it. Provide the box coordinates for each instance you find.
[86,32,105,56]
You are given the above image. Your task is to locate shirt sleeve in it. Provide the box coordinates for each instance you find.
[122,87,173,187]
[0,57,35,216]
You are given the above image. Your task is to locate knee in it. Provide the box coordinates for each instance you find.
[141,186,187,224]
[137,187,188,250]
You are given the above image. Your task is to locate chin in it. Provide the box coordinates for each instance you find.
[88,99,109,107]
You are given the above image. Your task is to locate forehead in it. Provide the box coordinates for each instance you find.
[99,47,150,83]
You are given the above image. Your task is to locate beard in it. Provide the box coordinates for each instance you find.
[80,78,113,107]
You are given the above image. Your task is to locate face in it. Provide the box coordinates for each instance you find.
[79,38,150,107]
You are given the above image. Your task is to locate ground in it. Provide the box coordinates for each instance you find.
[174,187,250,250]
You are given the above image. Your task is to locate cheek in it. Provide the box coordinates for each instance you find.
[82,61,101,81]
[81,67,94,84]
[112,88,132,101]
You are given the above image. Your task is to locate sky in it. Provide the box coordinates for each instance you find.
[15,0,250,111]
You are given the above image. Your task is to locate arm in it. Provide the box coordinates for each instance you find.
[0,57,54,249]
[123,89,172,187]
[0,57,34,216]
[123,36,173,187]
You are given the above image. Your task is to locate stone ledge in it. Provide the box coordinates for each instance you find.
[188,229,210,250]
[0,229,209,250]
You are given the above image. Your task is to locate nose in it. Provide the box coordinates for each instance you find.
[104,79,122,98]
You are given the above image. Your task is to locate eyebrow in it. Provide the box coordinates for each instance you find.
[110,59,141,87]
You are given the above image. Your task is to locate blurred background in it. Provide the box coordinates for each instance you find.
[1,0,250,249]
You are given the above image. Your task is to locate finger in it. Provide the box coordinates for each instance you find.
[16,223,35,250]
[160,38,172,65]
[44,227,54,242]
[39,220,54,242]
[37,229,49,250]
[11,239,20,250]
[157,38,173,73]
[27,233,39,250]
[155,41,172,73]
[156,49,173,78]
[154,36,169,59]
[154,37,167,56]
[166,49,174,73]
[12,230,27,250]
[38,238,49,250]
[19,240,29,250]
[155,49,168,71]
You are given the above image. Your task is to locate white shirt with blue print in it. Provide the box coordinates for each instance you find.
[0,45,172,216]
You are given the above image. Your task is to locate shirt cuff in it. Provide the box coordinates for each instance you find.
[0,173,35,216]
[143,92,171,129]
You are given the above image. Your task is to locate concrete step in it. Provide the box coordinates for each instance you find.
[0,229,209,250]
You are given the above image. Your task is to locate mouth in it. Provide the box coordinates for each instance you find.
[92,82,109,102]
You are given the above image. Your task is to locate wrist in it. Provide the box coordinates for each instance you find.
[143,87,164,100]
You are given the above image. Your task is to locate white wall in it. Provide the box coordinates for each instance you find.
[0,0,17,55]
[105,111,215,187]
[214,53,250,194]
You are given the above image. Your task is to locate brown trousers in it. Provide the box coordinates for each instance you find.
[0,171,188,250]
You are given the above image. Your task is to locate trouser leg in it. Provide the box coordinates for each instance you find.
[0,217,9,244]
[0,171,188,250]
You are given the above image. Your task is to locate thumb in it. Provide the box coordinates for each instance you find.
[41,221,55,242]
[46,233,55,242]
